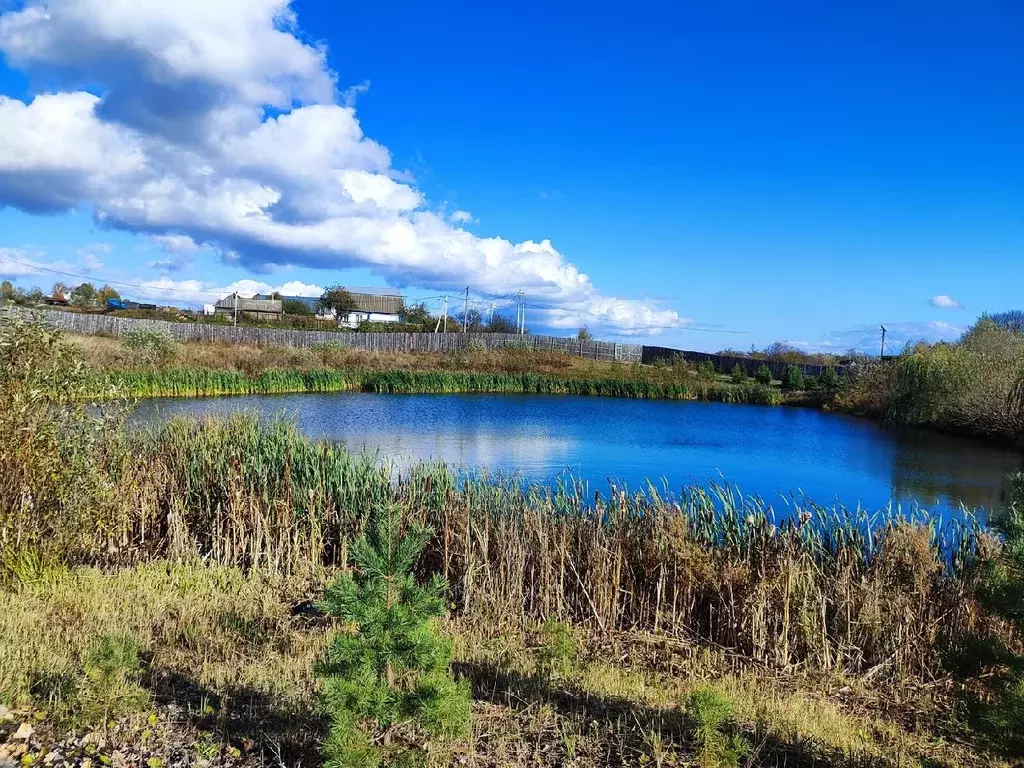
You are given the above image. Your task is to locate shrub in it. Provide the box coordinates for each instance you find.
[696,360,717,378]
[730,364,747,384]
[536,618,577,681]
[840,324,1024,440]
[0,313,123,559]
[684,687,750,768]
[81,633,148,726]
[819,366,840,390]
[316,501,470,767]
[754,364,772,385]
[123,327,180,365]
[781,364,805,390]
[967,472,1024,755]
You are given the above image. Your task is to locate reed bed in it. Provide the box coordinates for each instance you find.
[17,414,968,681]
[96,366,783,404]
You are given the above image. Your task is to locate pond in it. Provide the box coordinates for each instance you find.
[131,393,1024,516]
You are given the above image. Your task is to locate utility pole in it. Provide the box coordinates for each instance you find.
[442,294,448,333]
[434,297,442,334]
[880,325,887,358]
[463,286,469,333]
[233,292,238,328]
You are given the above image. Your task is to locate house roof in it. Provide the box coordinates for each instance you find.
[214,294,282,313]
[268,291,404,315]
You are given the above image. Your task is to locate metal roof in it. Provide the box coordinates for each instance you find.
[267,291,404,315]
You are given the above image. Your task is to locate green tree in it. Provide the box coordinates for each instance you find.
[282,298,314,316]
[0,281,14,301]
[754,364,773,386]
[730,364,747,384]
[70,282,98,307]
[577,326,593,343]
[318,285,358,319]
[781,364,805,390]
[316,502,470,767]
[819,366,839,390]
[486,313,518,334]
[459,308,484,332]
[399,302,433,329]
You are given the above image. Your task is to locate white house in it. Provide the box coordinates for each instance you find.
[268,288,405,328]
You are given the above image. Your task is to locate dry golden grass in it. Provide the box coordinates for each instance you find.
[0,562,1002,768]
[67,333,697,385]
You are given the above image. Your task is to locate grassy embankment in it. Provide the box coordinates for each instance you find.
[2,315,1022,767]
[69,330,786,404]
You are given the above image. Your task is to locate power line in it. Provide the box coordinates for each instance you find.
[0,253,231,298]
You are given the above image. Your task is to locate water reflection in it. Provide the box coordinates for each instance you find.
[130,392,1024,517]
[888,428,1022,511]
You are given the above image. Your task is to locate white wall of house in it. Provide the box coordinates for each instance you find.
[338,311,401,328]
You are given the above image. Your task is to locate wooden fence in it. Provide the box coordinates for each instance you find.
[14,308,851,374]
[24,309,644,363]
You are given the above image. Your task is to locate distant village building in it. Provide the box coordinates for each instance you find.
[213,294,283,321]
[259,288,405,329]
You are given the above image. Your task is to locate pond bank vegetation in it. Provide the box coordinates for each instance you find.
[2,314,1023,766]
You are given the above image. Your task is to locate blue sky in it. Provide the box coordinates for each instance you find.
[0,0,1021,352]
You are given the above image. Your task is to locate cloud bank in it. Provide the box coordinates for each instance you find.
[0,0,684,335]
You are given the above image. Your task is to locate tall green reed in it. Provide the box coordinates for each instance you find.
[96,366,783,404]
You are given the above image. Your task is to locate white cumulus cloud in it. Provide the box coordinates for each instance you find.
[929,294,963,310]
[0,0,684,335]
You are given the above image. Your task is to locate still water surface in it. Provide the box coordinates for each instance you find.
[131,393,1024,515]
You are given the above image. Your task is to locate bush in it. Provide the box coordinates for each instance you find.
[696,361,717,378]
[123,327,180,365]
[0,313,123,559]
[840,321,1024,440]
[684,687,750,768]
[819,366,840,390]
[966,472,1024,755]
[316,501,470,767]
[536,618,577,681]
[81,632,148,725]
[781,364,805,390]
[754,364,773,386]
[730,364,747,384]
